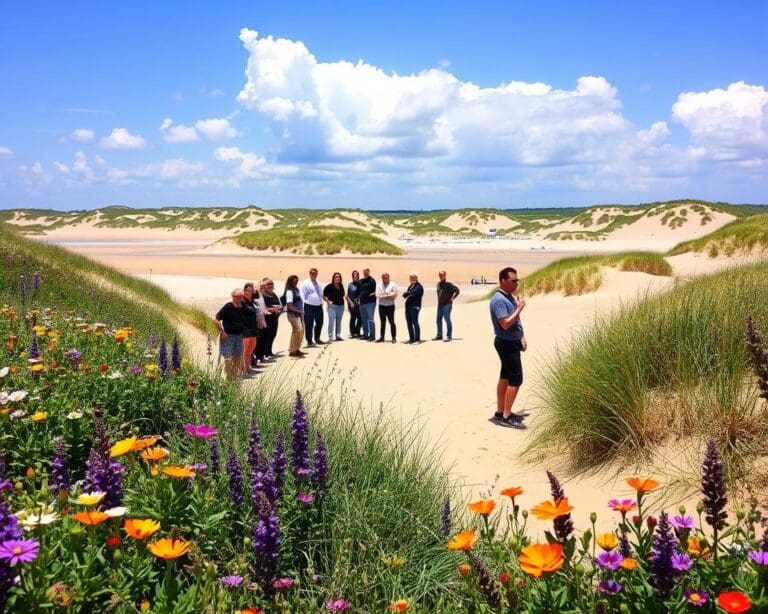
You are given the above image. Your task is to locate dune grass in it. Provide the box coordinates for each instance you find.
[668,213,768,257]
[234,225,404,255]
[0,223,214,334]
[517,251,671,296]
[532,262,768,473]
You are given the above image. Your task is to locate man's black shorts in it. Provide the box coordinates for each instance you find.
[494,337,523,386]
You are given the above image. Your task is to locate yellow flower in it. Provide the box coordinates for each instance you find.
[76,492,106,506]
[382,553,406,568]
[140,447,169,462]
[596,532,619,551]
[124,518,161,540]
[147,538,191,560]
[110,436,138,458]
[29,364,45,373]
[32,324,48,337]
[30,411,48,422]
[144,364,158,372]
[161,466,195,479]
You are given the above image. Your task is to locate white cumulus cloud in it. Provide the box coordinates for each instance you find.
[215,145,297,181]
[160,118,200,143]
[0,146,12,157]
[99,128,147,150]
[672,81,768,161]
[195,118,238,140]
[71,128,95,142]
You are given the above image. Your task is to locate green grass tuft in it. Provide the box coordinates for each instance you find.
[669,213,768,257]
[234,225,404,255]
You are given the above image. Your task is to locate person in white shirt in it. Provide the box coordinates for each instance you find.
[375,272,398,343]
[300,267,325,347]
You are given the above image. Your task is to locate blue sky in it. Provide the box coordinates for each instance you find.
[1,1,766,210]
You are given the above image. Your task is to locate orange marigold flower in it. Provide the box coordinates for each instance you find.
[238,609,265,614]
[626,477,660,493]
[518,542,565,578]
[73,510,111,526]
[530,498,574,520]
[161,466,195,479]
[124,518,161,540]
[110,436,138,458]
[621,557,639,570]
[687,536,711,558]
[447,529,477,551]
[467,499,496,517]
[500,486,523,499]
[147,538,191,560]
[458,564,471,576]
[140,447,169,462]
[388,600,409,612]
[132,436,160,452]
[596,533,619,551]
[717,591,751,613]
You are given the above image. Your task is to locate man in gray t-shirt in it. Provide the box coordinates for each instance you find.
[489,266,528,428]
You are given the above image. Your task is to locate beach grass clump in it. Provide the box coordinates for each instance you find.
[234,225,404,255]
[533,261,768,470]
[519,252,671,296]
[669,213,768,257]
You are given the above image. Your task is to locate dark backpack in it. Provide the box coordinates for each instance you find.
[280,293,288,307]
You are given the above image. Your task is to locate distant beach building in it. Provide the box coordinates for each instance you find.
[487,228,498,238]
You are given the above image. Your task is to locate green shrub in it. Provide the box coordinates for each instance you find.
[234,225,404,255]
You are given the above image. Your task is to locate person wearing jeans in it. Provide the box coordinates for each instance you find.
[324,272,346,341]
[358,267,377,340]
[435,270,460,341]
[300,267,325,346]
[346,270,361,337]
[402,272,424,343]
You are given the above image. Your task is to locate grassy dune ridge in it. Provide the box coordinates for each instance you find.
[669,213,768,257]
[235,225,404,255]
[533,262,768,474]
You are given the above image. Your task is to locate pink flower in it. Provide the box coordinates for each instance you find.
[327,599,351,612]
[183,424,218,439]
[297,493,315,504]
[0,539,39,565]
[273,577,295,589]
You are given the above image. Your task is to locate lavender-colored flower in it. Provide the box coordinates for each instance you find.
[619,533,633,558]
[171,336,181,372]
[546,470,574,541]
[0,486,21,610]
[252,491,281,595]
[312,432,329,497]
[290,391,311,480]
[49,439,70,495]
[65,348,82,364]
[297,492,314,504]
[0,539,39,565]
[441,496,452,536]
[158,339,168,376]
[209,439,220,475]
[670,515,696,530]
[469,554,501,609]
[32,272,40,295]
[18,275,27,304]
[130,363,142,375]
[206,332,212,357]
[671,552,693,571]
[749,550,768,565]
[596,551,623,570]
[220,575,244,588]
[271,430,286,496]
[683,588,710,607]
[82,418,123,509]
[598,579,623,595]
[326,599,351,612]
[650,511,677,599]
[29,335,39,360]
[273,577,294,589]
[701,440,727,531]
[227,449,244,508]
[250,446,277,508]
[247,419,262,470]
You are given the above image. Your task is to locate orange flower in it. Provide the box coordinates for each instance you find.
[687,536,711,558]
[717,591,751,613]
[530,498,573,520]
[238,609,265,614]
[626,477,660,493]
[140,447,169,462]
[124,518,161,540]
[147,538,191,560]
[458,563,471,576]
[596,533,619,551]
[500,486,523,499]
[73,510,110,526]
[388,600,409,612]
[621,557,638,570]
[518,543,565,578]
[447,529,478,551]
[110,437,138,458]
[467,499,496,517]
[132,436,160,452]
[161,466,195,479]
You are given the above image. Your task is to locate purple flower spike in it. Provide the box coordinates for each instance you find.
[683,588,710,607]
[312,432,329,497]
[252,491,281,595]
[158,339,168,376]
[227,449,244,508]
[650,511,677,599]
[209,439,221,475]
[749,550,768,566]
[183,424,218,439]
[326,599,351,612]
[598,579,623,595]
[271,430,286,496]
[441,496,452,536]
[49,439,71,495]
[596,551,623,570]
[83,418,123,508]
[171,336,181,372]
[291,392,311,480]
[0,539,39,565]
[671,552,693,572]
[546,470,574,541]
